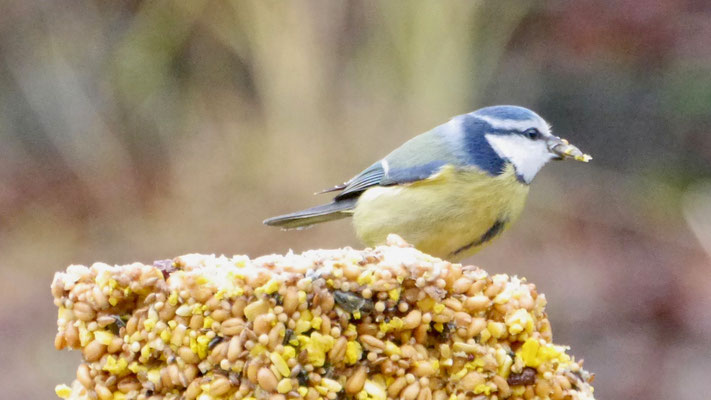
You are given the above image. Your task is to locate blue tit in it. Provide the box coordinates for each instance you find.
[264,105,591,261]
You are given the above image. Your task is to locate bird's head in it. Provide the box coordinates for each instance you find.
[465,105,591,184]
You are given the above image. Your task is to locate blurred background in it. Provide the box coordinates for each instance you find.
[1,1,710,399]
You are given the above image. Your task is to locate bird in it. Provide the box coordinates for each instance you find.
[264,105,591,261]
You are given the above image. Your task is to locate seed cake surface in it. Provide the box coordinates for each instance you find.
[52,235,595,400]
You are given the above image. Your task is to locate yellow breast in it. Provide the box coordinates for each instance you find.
[352,164,529,261]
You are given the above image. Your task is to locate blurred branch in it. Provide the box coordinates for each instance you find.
[682,181,711,258]
[4,15,139,211]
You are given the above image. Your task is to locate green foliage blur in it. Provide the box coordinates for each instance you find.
[1,1,710,400]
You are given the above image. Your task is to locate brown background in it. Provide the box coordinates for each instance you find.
[1,1,711,399]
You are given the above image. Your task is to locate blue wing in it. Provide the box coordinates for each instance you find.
[332,127,463,199]
[333,162,387,199]
[328,113,507,199]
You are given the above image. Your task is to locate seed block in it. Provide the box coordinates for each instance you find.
[52,235,595,400]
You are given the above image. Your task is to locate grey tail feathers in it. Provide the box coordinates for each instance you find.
[263,198,357,230]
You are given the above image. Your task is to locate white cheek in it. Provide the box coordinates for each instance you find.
[485,134,553,183]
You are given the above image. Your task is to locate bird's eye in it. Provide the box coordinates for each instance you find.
[523,128,540,140]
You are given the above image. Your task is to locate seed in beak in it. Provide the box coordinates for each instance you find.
[548,138,592,162]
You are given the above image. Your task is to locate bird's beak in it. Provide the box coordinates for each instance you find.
[547,136,592,162]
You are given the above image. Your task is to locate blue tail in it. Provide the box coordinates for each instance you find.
[263,198,357,230]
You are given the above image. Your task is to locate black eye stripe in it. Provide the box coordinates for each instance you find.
[523,128,540,139]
